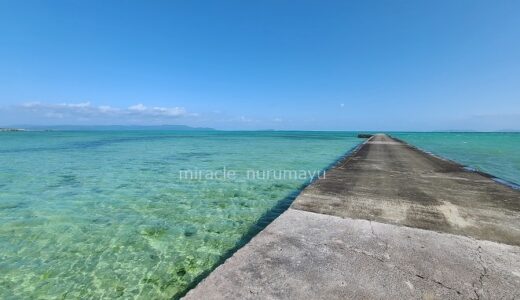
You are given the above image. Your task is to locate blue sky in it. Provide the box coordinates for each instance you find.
[1,0,519,130]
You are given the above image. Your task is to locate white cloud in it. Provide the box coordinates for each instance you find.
[17,101,192,120]
[149,106,186,117]
[98,105,119,113]
[128,103,189,117]
[62,102,91,108]
[128,103,147,112]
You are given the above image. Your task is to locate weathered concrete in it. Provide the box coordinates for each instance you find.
[184,134,520,299]
[293,134,520,246]
[184,209,520,299]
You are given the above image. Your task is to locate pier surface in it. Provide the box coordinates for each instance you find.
[184,134,520,299]
[294,134,520,245]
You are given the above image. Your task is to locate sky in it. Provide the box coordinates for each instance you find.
[1,0,519,131]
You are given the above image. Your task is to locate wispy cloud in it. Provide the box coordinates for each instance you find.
[18,101,194,120]
[127,104,192,117]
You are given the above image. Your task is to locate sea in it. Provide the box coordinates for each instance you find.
[0,131,518,298]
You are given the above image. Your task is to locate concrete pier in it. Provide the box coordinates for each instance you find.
[184,134,520,299]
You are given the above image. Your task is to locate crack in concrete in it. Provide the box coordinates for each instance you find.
[342,244,386,263]
[414,274,463,296]
[471,245,488,300]
[318,237,464,297]
[279,217,516,300]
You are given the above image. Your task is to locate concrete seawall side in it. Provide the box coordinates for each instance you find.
[184,134,520,299]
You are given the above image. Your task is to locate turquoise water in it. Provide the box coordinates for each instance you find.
[0,131,360,299]
[2,131,519,299]
[393,132,520,185]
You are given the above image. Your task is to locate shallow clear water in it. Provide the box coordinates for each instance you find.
[393,132,520,185]
[0,131,360,299]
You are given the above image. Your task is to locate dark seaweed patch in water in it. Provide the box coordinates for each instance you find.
[165,152,214,162]
[176,268,186,276]
[60,191,80,197]
[115,286,125,297]
[183,225,197,237]
[143,160,165,166]
[182,152,213,158]
[58,174,80,186]
[140,224,170,238]
[116,183,130,189]
[0,202,26,210]
[164,154,189,162]
[238,200,250,208]
[91,217,111,225]
[91,187,103,193]
[48,174,81,188]
[149,254,159,260]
